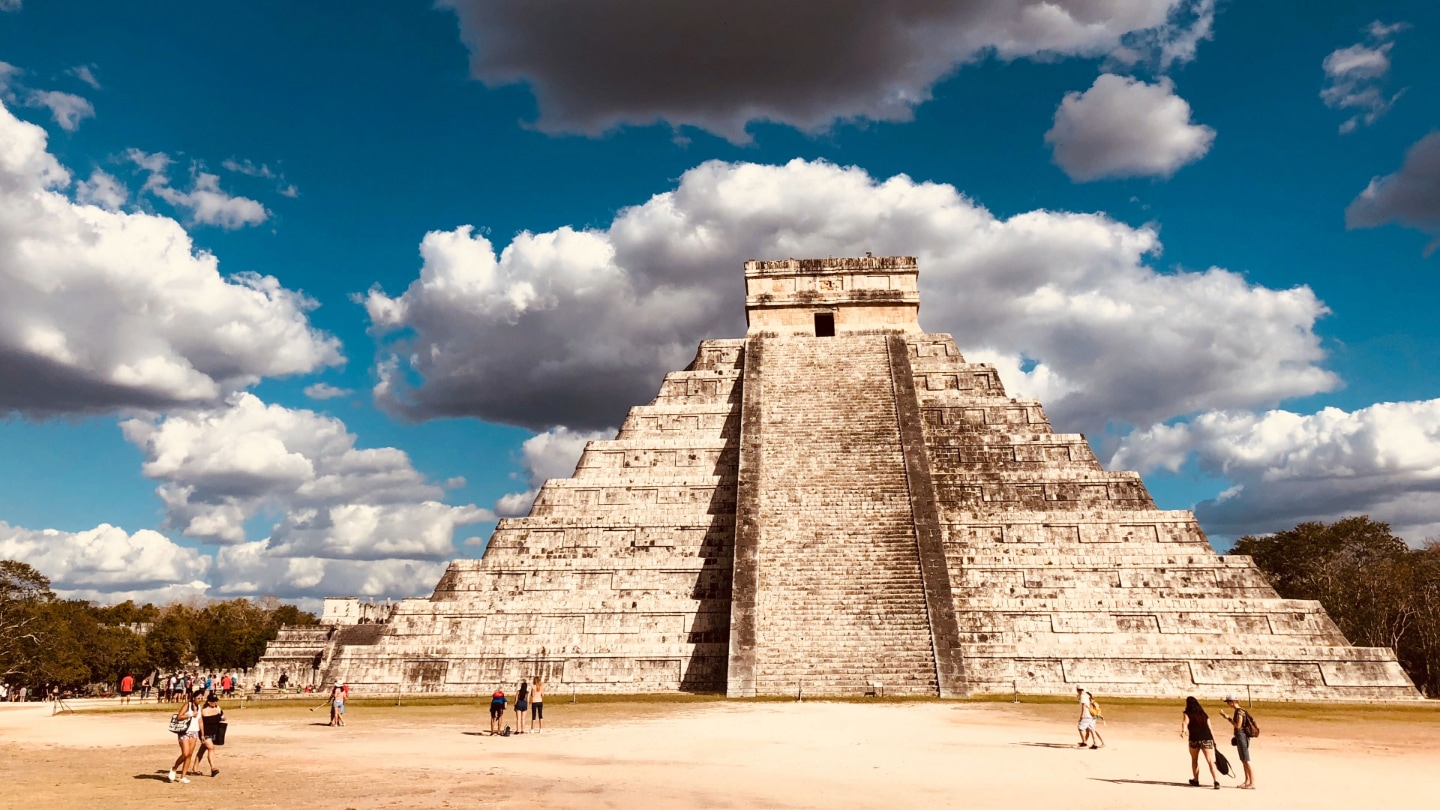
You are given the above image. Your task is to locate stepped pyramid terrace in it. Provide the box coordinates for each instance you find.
[256,256,1420,700]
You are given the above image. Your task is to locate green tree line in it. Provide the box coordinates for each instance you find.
[1230,516,1440,697]
[0,560,316,691]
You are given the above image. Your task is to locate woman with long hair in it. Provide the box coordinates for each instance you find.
[1181,696,1221,789]
[196,694,225,777]
[168,689,202,784]
[530,677,544,734]
[514,679,530,734]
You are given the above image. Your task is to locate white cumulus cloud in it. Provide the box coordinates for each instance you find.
[0,100,342,417]
[26,89,94,132]
[495,425,613,516]
[0,61,95,132]
[211,541,448,601]
[1111,401,1440,544]
[303,382,354,400]
[73,168,127,211]
[121,393,493,559]
[128,149,269,229]
[0,521,210,599]
[1321,20,1408,134]
[367,158,1334,435]
[66,65,101,90]
[1045,74,1214,181]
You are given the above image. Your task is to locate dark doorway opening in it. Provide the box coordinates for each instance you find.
[814,312,835,337]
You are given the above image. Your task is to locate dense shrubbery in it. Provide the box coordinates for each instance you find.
[0,560,316,692]
[1230,516,1440,697]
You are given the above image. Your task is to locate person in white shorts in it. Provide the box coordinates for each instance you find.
[1076,687,1097,748]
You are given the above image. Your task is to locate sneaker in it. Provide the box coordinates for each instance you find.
[167,770,176,783]
[178,777,190,784]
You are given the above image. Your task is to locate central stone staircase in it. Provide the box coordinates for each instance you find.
[744,335,939,696]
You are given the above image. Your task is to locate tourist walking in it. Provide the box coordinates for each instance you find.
[1075,686,1100,748]
[119,673,134,704]
[514,680,530,733]
[313,684,346,726]
[1222,695,1256,789]
[168,689,203,784]
[489,687,507,735]
[140,672,153,701]
[530,677,544,733]
[1181,696,1222,789]
[195,694,226,777]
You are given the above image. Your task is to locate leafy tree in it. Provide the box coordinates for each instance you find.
[1231,516,1440,696]
[0,561,55,681]
[145,608,196,671]
[1,560,320,691]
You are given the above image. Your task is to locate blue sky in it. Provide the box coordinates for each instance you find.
[1,1,1438,605]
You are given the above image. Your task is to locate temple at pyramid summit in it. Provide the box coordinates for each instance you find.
[256,256,1420,700]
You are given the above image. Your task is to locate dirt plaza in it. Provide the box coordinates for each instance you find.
[1,696,1437,809]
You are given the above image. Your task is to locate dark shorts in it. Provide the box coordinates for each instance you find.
[531,702,543,720]
[490,703,505,720]
[120,690,132,696]
[1189,739,1216,751]
[516,699,528,712]
[1232,732,1251,762]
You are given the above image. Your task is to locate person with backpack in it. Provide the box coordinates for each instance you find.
[1075,686,1103,748]
[1222,695,1257,789]
[1086,692,1106,749]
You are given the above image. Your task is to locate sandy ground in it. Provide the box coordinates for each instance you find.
[1,696,1437,809]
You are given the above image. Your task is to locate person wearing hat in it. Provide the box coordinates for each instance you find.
[331,683,347,727]
[1075,686,1100,748]
[1222,695,1256,789]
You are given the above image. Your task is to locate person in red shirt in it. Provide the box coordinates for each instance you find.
[489,689,507,735]
[119,673,134,705]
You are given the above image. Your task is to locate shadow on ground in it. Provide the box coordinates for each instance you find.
[1090,778,1206,789]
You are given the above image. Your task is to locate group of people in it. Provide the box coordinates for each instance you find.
[1075,687,1258,790]
[166,686,227,784]
[116,671,244,704]
[0,683,29,702]
[488,677,545,736]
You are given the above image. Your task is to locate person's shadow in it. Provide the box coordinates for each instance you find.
[1014,742,1085,749]
[133,771,171,782]
[1090,778,1197,788]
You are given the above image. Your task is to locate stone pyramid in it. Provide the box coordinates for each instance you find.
[257,257,1419,700]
